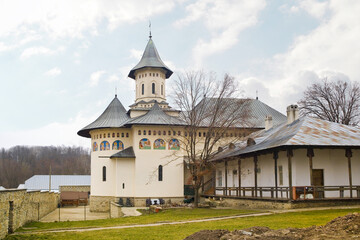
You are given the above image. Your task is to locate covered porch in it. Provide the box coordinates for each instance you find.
[205,146,360,202]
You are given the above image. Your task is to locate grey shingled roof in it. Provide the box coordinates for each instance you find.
[211,116,360,161]
[193,98,286,128]
[78,95,130,138]
[110,147,136,159]
[246,99,287,128]
[128,37,173,79]
[19,175,90,191]
[127,102,185,126]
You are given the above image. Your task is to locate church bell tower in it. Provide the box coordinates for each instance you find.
[128,35,173,110]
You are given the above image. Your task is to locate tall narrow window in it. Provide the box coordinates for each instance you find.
[161,84,163,95]
[152,83,155,94]
[102,166,106,181]
[142,84,144,95]
[158,165,163,181]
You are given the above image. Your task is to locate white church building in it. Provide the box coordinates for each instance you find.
[78,35,286,211]
[78,35,360,211]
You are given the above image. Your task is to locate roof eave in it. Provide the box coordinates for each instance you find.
[128,66,173,79]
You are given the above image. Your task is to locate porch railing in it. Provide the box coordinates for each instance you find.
[213,185,360,200]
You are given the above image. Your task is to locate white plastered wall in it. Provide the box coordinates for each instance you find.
[134,68,166,103]
[90,128,133,197]
[132,126,184,198]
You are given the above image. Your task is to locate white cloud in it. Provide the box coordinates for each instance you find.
[175,0,266,66]
[20,46,65,60]
[129,49,143,60]
[254,0,360,112]
[0,112,94,149]
[106,74,120,83]
[0,42,16,52]
[298,0,329,19]
[44,67,62,77]
[0,0,177,40]
[280,0,328,19]
[89,70,106,87]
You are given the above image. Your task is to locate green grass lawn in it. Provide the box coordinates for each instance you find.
[6,208,360,240]
[16,208,259,232]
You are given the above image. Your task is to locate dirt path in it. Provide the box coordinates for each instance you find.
[14,205,360,236]
[14,212,273,235]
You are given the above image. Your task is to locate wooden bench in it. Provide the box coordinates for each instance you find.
[60,191,89,206]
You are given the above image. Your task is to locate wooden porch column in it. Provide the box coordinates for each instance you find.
[287,149,293,200]
[346,148,353,198]
[225,161,228,196]
[254,155,258,197]
[273,151,278,198]
[307,148,314,186]
[238,159,241,197]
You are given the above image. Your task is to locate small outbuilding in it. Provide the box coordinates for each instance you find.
[18,175,90,192]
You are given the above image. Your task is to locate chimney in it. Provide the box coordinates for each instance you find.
[287,104,299,124]
[265,115,273,130]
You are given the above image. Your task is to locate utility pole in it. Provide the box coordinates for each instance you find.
[49,164,52,192]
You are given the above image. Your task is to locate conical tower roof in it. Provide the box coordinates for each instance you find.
[77,95,130,138]
[127,102,185,126]
[128,37,173,79]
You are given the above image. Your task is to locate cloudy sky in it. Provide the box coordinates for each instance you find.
[0,0,359,149]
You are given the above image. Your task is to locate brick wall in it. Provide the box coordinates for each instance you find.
[0,189,59,239]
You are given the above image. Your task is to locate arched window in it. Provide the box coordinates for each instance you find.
[93,142,98,151]
[152,83,155,94]
[142,84,144,95]
[102,166,106,181]
[169,139,180,150]
[112,140,124,150]
[100,141,110,151]
[139,138,151,149]
[154,139,165,150]
[158,165,163,181]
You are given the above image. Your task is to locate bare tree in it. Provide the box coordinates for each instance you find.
[298,79,360,126]
[173,71,250,207]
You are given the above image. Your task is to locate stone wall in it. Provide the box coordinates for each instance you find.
[209,197,360,210]
[59,185,90,193]
[218,198,293,209]
[91,195,184,211]
[90,195,115,212]
[110,202,123,218]
[0,189,59,240]
[134,197,184,207]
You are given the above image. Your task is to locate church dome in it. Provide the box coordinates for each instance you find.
[77,95,130,138]
[128,37,173,79]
